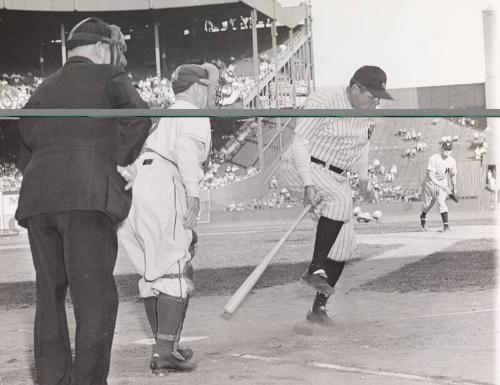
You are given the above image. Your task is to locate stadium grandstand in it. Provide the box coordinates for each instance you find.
[0,0,496,230]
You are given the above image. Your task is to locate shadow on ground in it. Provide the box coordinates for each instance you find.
[357,238,496,293]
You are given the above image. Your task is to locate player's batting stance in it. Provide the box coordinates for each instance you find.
[281,66,393,326]
[118,63,219,374]
[420,138,458,231]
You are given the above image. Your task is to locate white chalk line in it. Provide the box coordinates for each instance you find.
[199,227,301,237]
[133,336,208,345]
[231,354,490,385]
[305,361,490,385]
[0,244,30,251]
[230,353,281,362]
[383,308,496,322]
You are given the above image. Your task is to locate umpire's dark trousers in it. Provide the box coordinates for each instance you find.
[25,211,119,385]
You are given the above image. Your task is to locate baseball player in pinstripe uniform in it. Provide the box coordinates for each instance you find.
[118,63,219,374]
[420,139,458,231]
[281,66,393,325]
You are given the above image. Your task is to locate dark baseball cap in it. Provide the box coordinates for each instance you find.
[351,65,393,100]
[172,64,209,94]
[67,18,112,50]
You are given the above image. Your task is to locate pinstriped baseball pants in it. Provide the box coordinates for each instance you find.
[280,157,357,262]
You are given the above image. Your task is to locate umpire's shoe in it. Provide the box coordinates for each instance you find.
[150,353,196,375]
[306,306,334,327]
[301,270,333,294]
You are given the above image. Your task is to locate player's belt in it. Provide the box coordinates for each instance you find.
[310,156,345,175]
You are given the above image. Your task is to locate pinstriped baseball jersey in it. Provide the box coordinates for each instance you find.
[295,87,372,171]
[279,87,378,262]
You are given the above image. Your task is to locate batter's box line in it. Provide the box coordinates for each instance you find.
[305,361,492,385]
[230,353,281,362]
[230,354,491,385]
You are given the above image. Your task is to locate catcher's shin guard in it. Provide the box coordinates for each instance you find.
[144,296,193,362]
[151,294,195,374]
[173,295,193,361]
[144,296,158,337]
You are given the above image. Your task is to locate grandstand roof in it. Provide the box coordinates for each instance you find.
[0,0,307,28]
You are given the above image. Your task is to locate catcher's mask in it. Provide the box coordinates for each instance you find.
[67,17,127,68]
[200,63,222,108]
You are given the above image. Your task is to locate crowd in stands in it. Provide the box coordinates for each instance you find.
[1,73,43,109]
[348,159,419,203]
[210,120,256,165]
[0,64,491,211]
[0,162,22,192]
[225,185,297,212]
[397,127,429,158]
[472,131,488,162]
[136,76,176,109]
[1,49,282,110]
[200,162,259,190]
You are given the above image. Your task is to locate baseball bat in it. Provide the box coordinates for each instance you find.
[223,204,312,315]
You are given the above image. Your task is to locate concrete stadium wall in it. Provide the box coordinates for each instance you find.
[382,83,486,109]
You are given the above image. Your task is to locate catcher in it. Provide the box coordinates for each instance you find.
[420,138,458,231]
[118,63,219,375]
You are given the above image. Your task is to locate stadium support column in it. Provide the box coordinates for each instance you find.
[306,1,316,92]
[289,29,297,109]
[271,4,283,158]
[154,21,161,78]
[483,5,499,167]
[252,7,265,171]
[483,5,499,208]
[251,8,260,100]
[60,22,67,65]
[304,2,311,94]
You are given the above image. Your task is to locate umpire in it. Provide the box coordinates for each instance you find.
[15,18,150,385]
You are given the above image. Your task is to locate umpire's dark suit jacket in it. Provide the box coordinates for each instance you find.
[15,56,151,226]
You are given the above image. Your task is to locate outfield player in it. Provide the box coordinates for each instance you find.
[281,65,393,325]
[420,139,458,231]
[118,63,219,374]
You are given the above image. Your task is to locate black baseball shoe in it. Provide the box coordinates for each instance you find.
[306,306,334,327]
[301,270,333,293]
[150,353,196,375]
[442,224,451,232]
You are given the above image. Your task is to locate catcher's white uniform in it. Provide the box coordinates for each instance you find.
[118,100,211,298]
[280,88,374,262]
[421,153,457,214]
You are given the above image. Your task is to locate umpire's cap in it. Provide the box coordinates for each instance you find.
[351,66,393,100]
[67,18,112,50]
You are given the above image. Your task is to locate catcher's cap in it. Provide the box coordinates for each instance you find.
[67,18,112,50]
[351,66,393,100]
[172,64,209,94]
